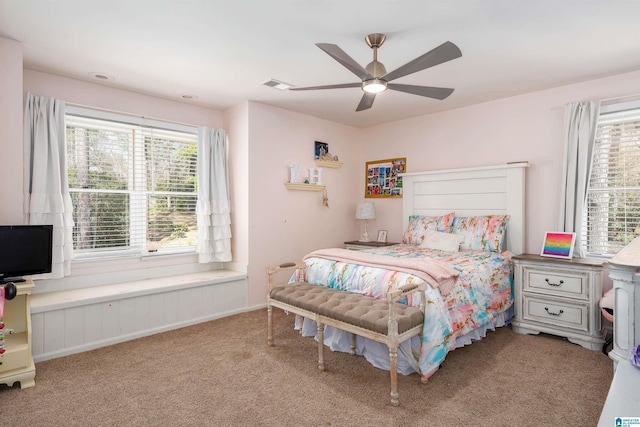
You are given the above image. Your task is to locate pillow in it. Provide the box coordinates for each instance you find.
[402,212,455,245]
[450,215,509,252]
[420,229,464,252]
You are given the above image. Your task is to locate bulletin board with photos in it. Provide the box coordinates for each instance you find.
[365,157,406,198]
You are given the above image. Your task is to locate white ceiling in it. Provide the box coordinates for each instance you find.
[2,1,640,128]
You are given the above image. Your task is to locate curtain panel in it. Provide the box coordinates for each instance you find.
[559,100,600,258]
[196,127,232,262]
[23,92,74,278]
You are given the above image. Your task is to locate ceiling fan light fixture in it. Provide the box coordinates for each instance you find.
[362,79,387,94]
[292,34,461,111]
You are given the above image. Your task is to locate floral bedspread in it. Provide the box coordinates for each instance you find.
[299,244,513,378]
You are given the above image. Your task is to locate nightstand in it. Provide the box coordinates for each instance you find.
[344,240,398,251]
[512,253,605,350]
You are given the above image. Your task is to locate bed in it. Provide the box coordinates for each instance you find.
[294,162,528,380]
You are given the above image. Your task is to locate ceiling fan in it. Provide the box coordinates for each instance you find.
[290,34,462,112]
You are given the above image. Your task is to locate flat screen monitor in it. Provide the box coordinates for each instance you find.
[0,225,53,283]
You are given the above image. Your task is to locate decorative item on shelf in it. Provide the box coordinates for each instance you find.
[315,141,329,160]
[365,157,406,198]
[322,189,329,208]
[377,230,388,243]
[356,201,376,242]
[289,164,301,183]
[308,167,323,185]
[320,152,339,162]
[540,231,576,259]
[0,282,17,358]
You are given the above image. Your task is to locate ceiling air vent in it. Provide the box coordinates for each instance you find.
[261,79,293,90]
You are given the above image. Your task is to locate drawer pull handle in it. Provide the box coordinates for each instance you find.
[544,307,564,316]
[545,278,564,287]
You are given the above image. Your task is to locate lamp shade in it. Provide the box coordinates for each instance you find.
[355,202,376,220]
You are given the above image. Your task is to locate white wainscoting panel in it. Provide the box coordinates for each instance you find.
[31,271,247,362]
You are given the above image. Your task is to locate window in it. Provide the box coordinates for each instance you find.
[65,108,198,258]
[583,103,640,256]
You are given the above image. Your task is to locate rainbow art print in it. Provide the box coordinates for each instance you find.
[540,232,576,259]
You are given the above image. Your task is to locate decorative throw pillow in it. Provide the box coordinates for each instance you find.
[450,215,509,252]
[402,212,455,245]
[420,229,464,252]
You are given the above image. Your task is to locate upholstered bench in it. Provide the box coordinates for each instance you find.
[266,262,427,407]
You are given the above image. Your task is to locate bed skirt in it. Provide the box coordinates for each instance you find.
[294,306,514,376]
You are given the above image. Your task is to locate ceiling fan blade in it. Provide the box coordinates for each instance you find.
[356,92,376,111]
[316,43,373,81]
[383,41,462,82]
[387,83,454,100]
[289,82,361,91]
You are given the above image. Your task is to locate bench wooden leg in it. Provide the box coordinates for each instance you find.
[317,321,325,371]
[267,305,273,346]
[389,345,400,407]
[350,333,356,355]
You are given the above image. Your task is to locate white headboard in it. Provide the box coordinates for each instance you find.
[400,162,528,255]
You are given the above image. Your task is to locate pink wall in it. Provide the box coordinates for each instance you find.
[245,102,362,307]
[361,69,640,254]
[0,38,25,223]
[24,69,223,129]
[224,102,250,268]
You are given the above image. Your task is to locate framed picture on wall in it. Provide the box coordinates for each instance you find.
[540,231,576,259]
[365,157,406,198]
[315,141,329,160]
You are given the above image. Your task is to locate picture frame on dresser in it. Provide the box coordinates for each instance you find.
[540,231,576,259]
[377,230,388,243]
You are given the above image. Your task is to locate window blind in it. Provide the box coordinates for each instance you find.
[66,114,198,257]
[584,108,640,256]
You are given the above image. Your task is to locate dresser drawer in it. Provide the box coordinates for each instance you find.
[523,266,588,299]
[522,295,589,333]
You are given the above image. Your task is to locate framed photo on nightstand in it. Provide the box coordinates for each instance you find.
[377,230,388,243]
[540,231,576,259]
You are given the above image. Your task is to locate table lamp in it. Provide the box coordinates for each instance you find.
[356,202,376,242]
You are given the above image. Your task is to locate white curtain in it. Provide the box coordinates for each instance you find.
[196,127,232,262]
[558,100,600,258]
[23,93,74,278]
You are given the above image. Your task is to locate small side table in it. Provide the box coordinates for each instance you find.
[512,253,605,350]
[344,240,398,251]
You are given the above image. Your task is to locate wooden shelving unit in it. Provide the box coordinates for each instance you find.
[0,280,36,389]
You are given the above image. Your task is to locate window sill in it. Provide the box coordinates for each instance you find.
[31,253,224,295]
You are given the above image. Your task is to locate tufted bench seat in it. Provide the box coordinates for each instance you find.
[266,262,428,407]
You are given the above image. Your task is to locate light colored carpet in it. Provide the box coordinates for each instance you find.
[1,308,613,426]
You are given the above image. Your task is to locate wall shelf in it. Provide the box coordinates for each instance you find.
[315,160,343,169]
[285,183,326,191]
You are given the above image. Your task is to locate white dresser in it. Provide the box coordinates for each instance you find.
[604,235,640,366]
[512,254,605,350]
